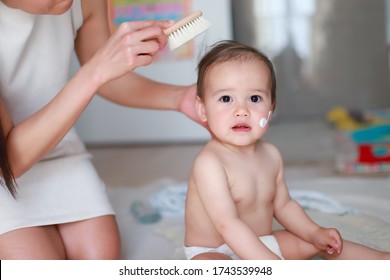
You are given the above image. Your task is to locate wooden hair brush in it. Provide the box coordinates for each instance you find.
[164,11,211,50]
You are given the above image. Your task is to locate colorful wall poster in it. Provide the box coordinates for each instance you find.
[108,0,193,60]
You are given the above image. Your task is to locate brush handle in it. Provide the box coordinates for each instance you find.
[163,11,203,35]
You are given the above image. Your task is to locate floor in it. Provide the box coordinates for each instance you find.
[88,142,202,187]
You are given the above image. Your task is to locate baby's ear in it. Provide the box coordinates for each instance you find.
[195,96,207,122]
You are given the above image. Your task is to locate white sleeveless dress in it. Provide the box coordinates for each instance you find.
[0,1,115,234]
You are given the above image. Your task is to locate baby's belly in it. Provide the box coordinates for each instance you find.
[185,212,274,248]
[240,209,275,236]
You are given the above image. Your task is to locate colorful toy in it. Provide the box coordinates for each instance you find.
[328,107,390,174]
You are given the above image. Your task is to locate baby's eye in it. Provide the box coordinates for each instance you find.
[219,95,232,103]
[250,95,262,103]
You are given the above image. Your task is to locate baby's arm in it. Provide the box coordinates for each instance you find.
[271,147,342,254]
[192,152,281,260]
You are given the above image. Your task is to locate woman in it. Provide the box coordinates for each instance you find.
[0,0,199,259]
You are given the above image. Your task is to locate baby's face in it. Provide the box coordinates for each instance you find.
[198,60,273,148]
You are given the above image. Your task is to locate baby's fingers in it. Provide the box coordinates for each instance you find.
[330,230,343,254]
[326,246,341,255]
[326,239,342,255]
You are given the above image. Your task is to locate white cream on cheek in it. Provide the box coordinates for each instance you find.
[259,111,272,128]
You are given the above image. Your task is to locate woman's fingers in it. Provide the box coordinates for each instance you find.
[88,20,172,83]
[117,20,172,49]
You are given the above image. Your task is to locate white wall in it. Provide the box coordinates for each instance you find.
[75,0,232,144]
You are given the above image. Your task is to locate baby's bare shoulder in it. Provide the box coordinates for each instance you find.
[191,140,232,178]
[258,140,282,154]
[193,142,222,167]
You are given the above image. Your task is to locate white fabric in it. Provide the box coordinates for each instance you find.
[0,1,115,234]
[0,154,114,234]
[184,235,284,260]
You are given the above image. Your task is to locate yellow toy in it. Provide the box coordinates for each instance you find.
[326,106,385,131]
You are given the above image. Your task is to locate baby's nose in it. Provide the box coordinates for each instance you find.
[235,105,249,117]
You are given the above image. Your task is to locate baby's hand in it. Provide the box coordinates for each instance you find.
[312,227,343,255]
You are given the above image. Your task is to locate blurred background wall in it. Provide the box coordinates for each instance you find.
[233,0,390,121]
[75,0,390,144]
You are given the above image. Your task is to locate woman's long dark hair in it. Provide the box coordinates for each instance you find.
[0,87,17,197]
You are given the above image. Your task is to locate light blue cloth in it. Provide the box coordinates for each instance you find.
[149,183,187,217]
[290,190,355,215]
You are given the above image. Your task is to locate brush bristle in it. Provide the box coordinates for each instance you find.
[167,15,211,50]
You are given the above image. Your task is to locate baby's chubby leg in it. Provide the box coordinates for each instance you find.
[274,230,390,260]
[273,230,322,259]
[325,240,390,260]
[191,252,232,260]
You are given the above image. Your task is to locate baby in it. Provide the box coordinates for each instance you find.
[184,40,390,260]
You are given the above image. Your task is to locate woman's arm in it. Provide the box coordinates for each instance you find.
[3,64,101,179]
[0,100,16,196]
[2,14,166,180]
[75,0,201,122]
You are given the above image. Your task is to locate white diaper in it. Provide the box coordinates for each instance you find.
[184,235,284,260]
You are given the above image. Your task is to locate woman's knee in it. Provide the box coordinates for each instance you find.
[59,215,121,260]
[0,226,66,259]
[80,233,121,260]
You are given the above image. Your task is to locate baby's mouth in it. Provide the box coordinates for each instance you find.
[232,123,251,132]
